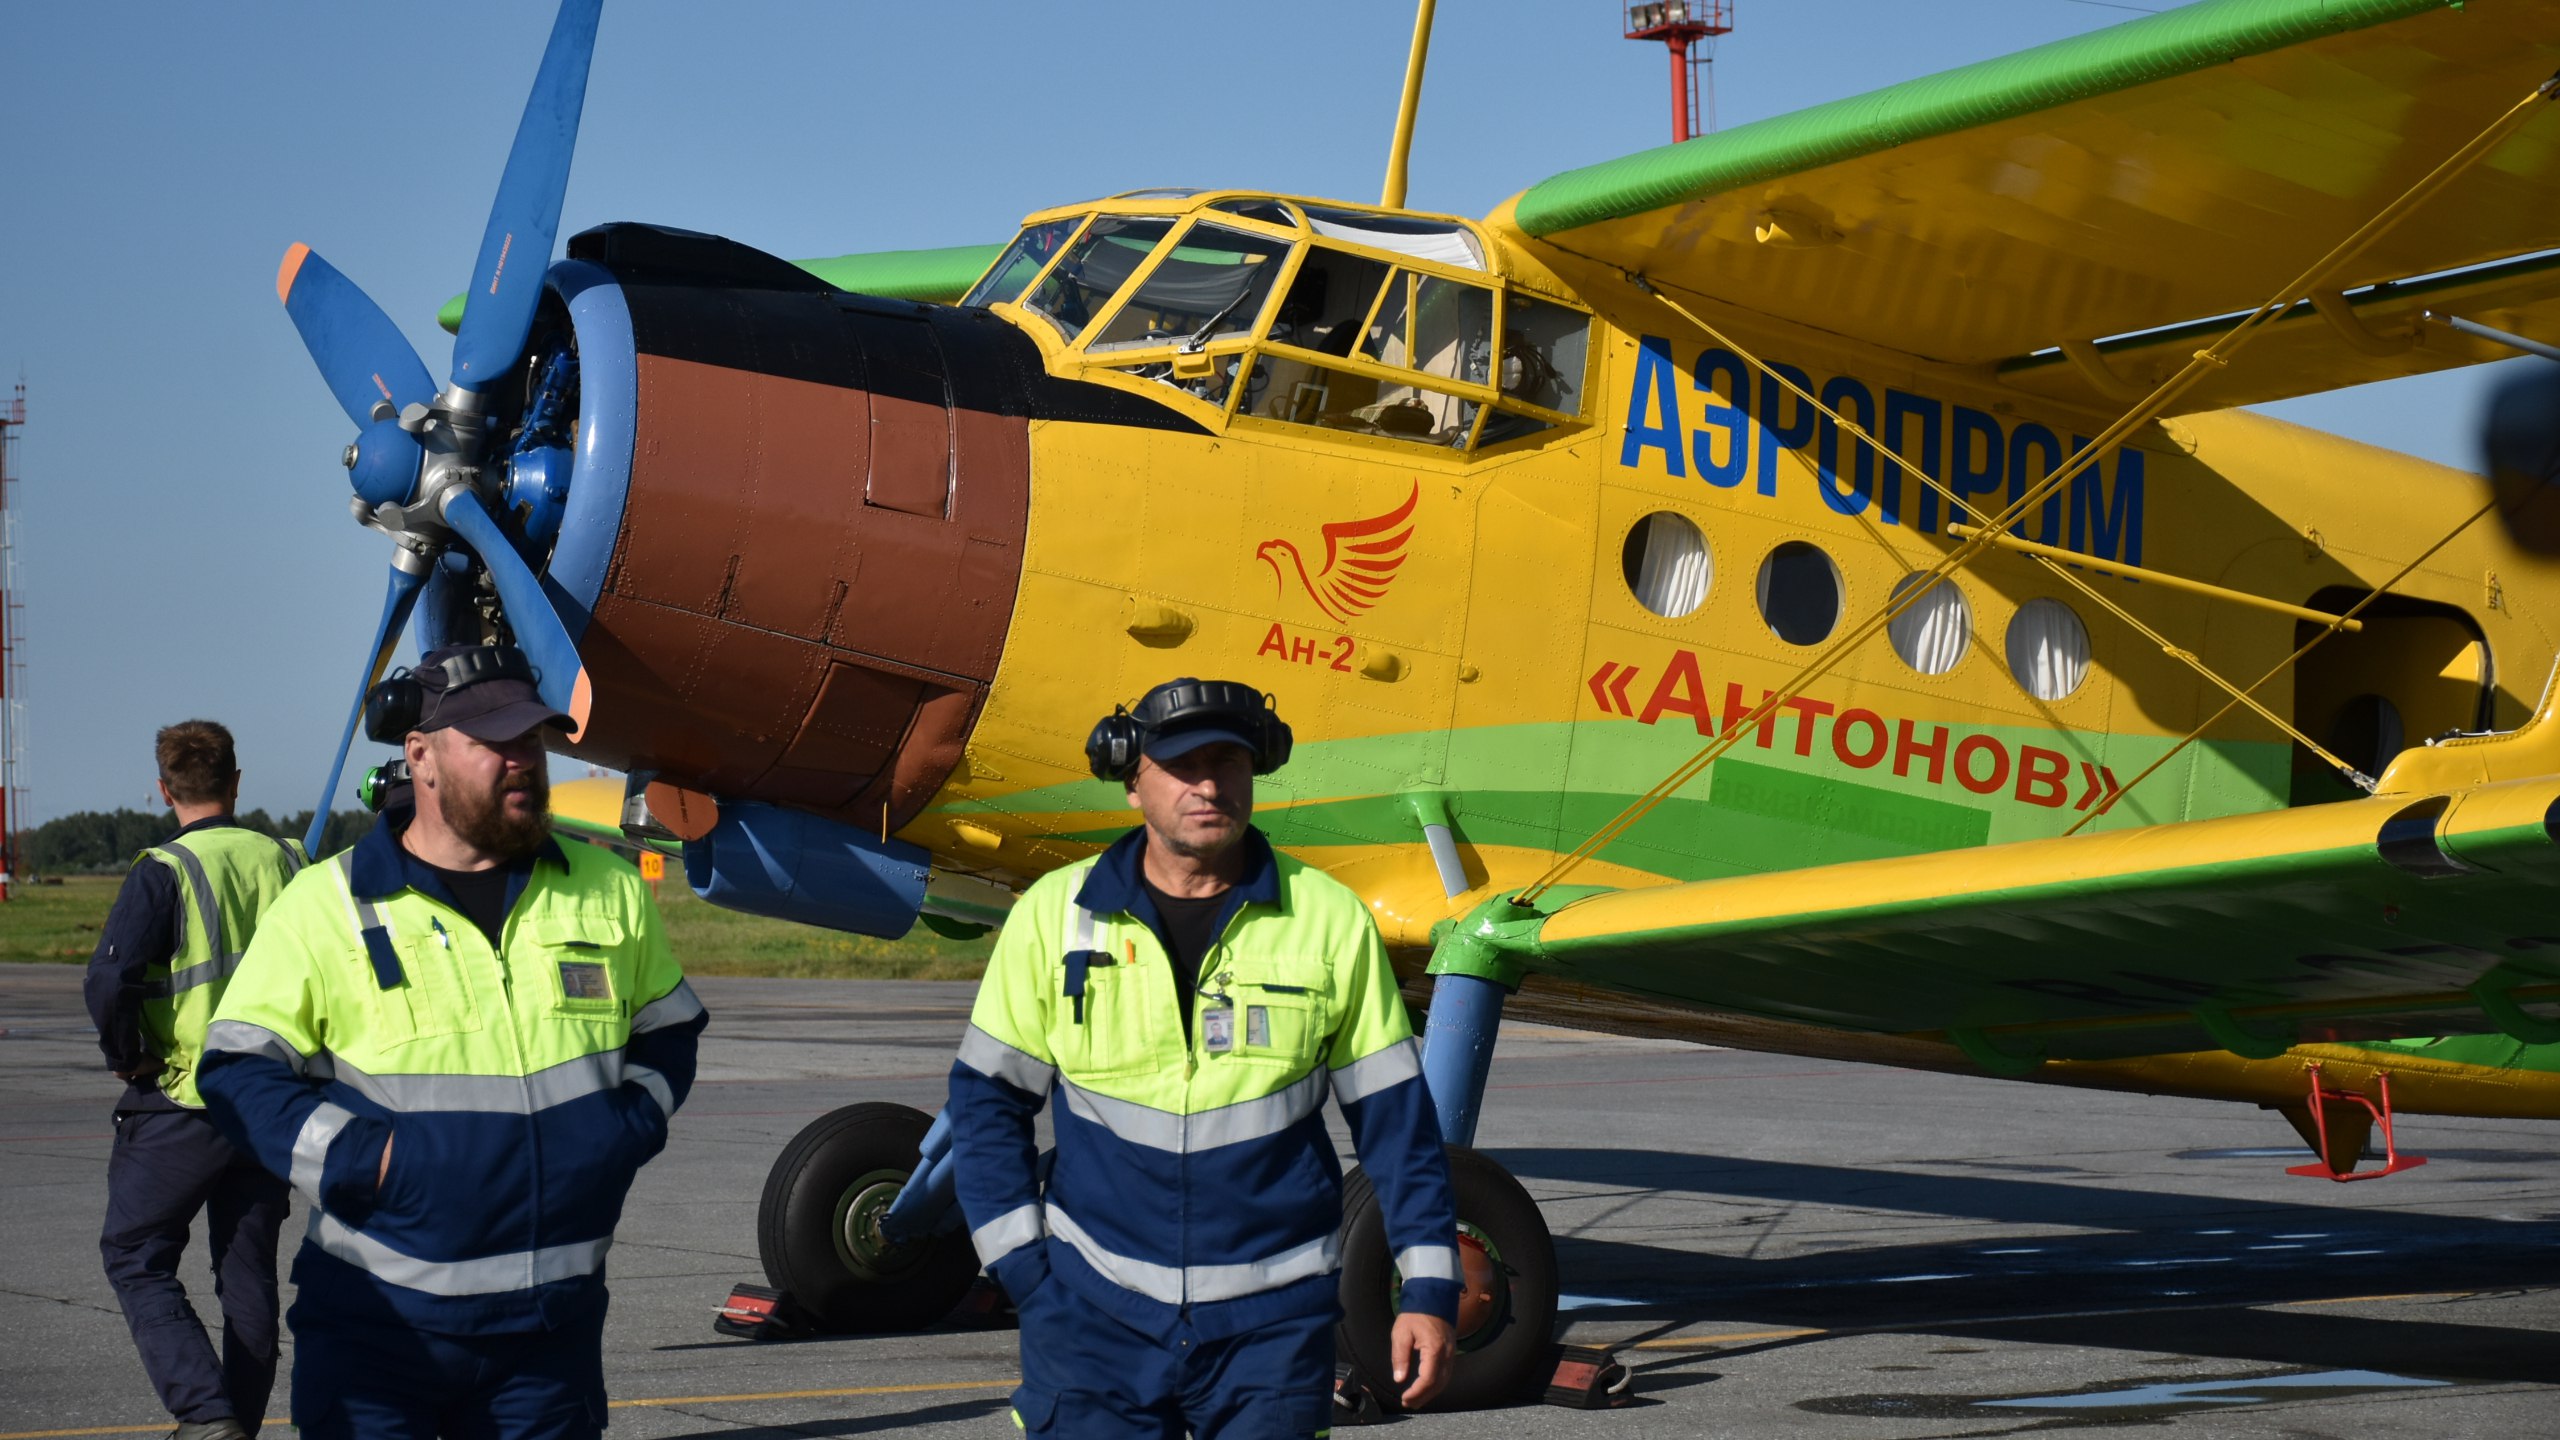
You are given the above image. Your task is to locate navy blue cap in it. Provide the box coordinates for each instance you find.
[1142,725,1258,764]
[415,644,572,742]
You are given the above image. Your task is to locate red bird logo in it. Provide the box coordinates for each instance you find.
[1255,482,1418,624]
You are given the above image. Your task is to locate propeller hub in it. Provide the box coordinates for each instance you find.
[349,417,426,508]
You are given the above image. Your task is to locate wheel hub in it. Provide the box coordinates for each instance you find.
[830,1167,924,1283]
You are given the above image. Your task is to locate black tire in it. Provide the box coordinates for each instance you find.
[757,1101,981,1332]
[1336,1145,1558,1411]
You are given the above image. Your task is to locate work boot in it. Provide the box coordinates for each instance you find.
[170,1422,251,1440]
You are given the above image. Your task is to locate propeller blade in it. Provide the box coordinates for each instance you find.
[307,558,430,855]
[450,0,603,394]
[440,487,587,723]
[276,244,436,428]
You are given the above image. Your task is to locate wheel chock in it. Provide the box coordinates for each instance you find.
[1543,1343,1634,1409]
[1330,1363,1392,1426]
[2283,1063,2427,1182]
[712,1282,813,1340]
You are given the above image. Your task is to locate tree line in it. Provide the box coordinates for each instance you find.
[13,809,379,875]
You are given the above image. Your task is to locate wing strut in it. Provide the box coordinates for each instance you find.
[1517,69,2560,905]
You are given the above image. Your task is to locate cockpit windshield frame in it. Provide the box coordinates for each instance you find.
[971,190,1593,455]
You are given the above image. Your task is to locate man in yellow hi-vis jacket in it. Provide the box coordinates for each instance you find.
[948,678,1457,1439]
[198,645,706,1440]
[85,720,304,1440]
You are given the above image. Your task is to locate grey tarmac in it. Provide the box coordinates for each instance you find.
[3,965,2554,1438]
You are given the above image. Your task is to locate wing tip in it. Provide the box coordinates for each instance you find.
[277,243,312,307]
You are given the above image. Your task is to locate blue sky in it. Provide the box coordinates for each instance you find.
[0,1,2528,825]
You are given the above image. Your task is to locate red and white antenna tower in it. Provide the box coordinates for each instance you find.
[1624,2,1734,143]
[0,381,23,899]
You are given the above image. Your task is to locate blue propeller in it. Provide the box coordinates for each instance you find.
[452,0,603,394]
[277,0,604,853]
[305,561,430,856]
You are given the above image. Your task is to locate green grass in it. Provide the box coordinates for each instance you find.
[0,872,992,981]
[0,875,123,962]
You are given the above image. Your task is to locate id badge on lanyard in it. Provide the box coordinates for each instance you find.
[1201,968,1236,1054]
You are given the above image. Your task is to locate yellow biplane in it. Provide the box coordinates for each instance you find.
[278,0,2560,1406]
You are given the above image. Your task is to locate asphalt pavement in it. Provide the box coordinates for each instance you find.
[4,964,2555,1437]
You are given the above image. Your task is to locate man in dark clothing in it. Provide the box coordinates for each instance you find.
[84,720,306,1440]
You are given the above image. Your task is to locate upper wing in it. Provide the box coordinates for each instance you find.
[1496,0,2560,413]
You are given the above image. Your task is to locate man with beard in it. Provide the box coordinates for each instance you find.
[948,678,1457,1438]
[198,644,706,1440]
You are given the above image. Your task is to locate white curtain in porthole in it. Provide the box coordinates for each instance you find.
[2007,597,2091,701]
[1634,514,1710,619]
[1886,574,1970,676]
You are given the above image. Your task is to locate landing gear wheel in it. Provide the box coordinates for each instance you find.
[757,1101,980,1332]
[1336,1145,1557,1411]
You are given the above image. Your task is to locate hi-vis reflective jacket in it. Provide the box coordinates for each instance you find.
[197,823,706,1332]
[134,828,306,1108]
[948,827,1459,1342]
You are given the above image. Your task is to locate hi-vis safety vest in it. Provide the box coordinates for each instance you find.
[946,830,1461,1343]
[198,835,703,1331]
[136,828,305,1108]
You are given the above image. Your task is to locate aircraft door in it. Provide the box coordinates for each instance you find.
[2289,596,2491,802]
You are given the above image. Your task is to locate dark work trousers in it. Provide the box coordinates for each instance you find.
[289,1305,608,1440]
[99,1108,289,1429]
[1009,1279,1335,1440]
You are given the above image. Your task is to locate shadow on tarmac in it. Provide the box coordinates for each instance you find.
[648,1395,1010,1438]
[1495,1146,2560,1381]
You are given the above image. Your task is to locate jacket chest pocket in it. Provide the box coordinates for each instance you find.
[522,917,629,1020]
[1216,961,1330,1070]
[367,929,484,1045]
[1047,947,1158,1080]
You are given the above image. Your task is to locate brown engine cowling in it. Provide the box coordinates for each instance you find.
[533,223,1202,831]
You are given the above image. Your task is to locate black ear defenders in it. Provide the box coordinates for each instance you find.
[1084,678,1294,782]
[362,646,539,743]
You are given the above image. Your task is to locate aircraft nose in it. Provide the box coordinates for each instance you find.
[541,225,1031,830]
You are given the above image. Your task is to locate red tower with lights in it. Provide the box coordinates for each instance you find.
[1624,1,1734,143]
[0,382,23,900]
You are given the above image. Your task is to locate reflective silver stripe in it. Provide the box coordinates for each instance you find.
[291,1102,356,1200]
[325,1050,630,1114]
[276,837,307,876]
[164,950,246,996]
[624,1061,675,1119]
[1059,1068,1325,1154]
[308,1212,612,1296]
[1045,1204,1185,1304]
[1395,1244,1460,1283]
[956,1024,1055,1097]
[153,840,227,969]
[630,979,703,1033]
[201,1020,309,1074]
[1188,1227,1342,1304]
[1329,1038,1422,1106]
[1045,1204,1341,1307]
[971,1203,1046,1268]
[1063,903,1101,957]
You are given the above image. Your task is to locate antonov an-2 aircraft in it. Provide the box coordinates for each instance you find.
[274,0,2560,1408]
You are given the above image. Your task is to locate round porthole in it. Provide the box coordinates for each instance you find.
[1756,542,1841,646]
[1886,574,1971,676]
[1620,512,1711,619]
[2006,597,2091,701]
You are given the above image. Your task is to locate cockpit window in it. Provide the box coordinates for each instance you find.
[1360,271,1494,388]
[1021,216,1176,343]
[1300,205,1484,269]
[1086,223,1292,353]
[1270,246,1393,357]
[961,218,1083,309]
